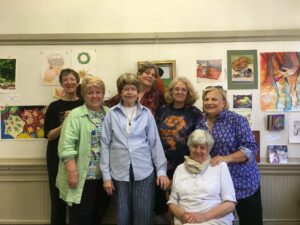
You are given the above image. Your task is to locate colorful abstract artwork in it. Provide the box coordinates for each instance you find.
[196,59,222,80]
[0,58,16,93]
[260,52,300,111]
[0,105,46,139]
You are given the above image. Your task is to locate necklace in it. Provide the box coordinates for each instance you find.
[123,105,136,126]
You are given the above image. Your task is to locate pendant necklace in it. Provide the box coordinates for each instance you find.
[123,105,136,126]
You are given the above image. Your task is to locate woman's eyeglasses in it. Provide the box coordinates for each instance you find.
[205,85,223,90]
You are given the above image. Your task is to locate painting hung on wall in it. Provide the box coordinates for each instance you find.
[137,60,176,94]
[267,114,285,130]
[227,50,258,90]
[0,105,46,139]
[0,58,16,93]
[260,52,300,111]
[289,113,300,143]
[41,50,71,85]
[72,49,97,81]
[233,94,252,109]
[196,59,222,81]
[268,145,288,163]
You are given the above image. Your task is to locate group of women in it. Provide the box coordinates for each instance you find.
[44,63,263,225]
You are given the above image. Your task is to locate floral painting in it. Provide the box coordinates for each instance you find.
[260,52,300,111]
[1,105,46,139]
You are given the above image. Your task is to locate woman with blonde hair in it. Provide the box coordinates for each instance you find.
[155,77,202,225]
[56,75,110,225]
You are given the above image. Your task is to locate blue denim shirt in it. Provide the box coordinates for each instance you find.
[100,102,167,181]
[196,109,260,200]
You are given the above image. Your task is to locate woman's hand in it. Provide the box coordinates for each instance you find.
[103,180,115,195]
[156,175,170,190]
[210,155,228,166]
[182,212,208,224]
[67,170,78,188]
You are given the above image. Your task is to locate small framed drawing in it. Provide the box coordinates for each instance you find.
[137,60,176,87]
[227,50,258,89]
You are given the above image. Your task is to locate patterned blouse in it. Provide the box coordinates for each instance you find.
[156,104,201,178]
[196,109,260,200]
[104,88,164,116]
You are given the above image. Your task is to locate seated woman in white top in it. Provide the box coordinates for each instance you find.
[168,129,236,225]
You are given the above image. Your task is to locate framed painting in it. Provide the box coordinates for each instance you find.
[227,50,258,89]
[137,60,176,88]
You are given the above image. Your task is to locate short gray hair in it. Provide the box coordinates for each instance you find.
[187,129,214,152]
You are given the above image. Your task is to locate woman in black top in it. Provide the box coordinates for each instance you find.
[44,69,83,225]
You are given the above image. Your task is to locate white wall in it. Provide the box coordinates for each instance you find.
[1,0,300,34]
[0,41,300,159]
[0,0,299,160]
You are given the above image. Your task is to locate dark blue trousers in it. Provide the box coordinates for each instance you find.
[115,168,155,225]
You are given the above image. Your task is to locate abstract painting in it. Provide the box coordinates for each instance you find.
[260,52,300,111]
[1,105,47,139]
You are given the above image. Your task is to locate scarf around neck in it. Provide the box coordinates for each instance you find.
[184,155,211,174]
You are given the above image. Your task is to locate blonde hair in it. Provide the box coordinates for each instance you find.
[202,86,229,109]
[117,73,140,94]
[165,77,198,106]
[81,75,105,98]
[187,129,214,152]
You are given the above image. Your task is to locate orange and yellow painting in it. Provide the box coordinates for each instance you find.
[260,52,300,111]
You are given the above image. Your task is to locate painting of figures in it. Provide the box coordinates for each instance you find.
[261,52,300,111]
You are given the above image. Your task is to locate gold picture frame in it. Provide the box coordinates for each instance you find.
[137,60,176,87]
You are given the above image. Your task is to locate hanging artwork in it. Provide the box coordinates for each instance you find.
[41,50,71,85]
[72,49,97,81]
[0,58,17,93]
[289,113,300,143]
[1,105,46,139]
[227,50,258,89]
[196,59,222,81]
[260,52,300,111]
[267,114,285,130]
[268,145,288,163]
[233,94,252,109]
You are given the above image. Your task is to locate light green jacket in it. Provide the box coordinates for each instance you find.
[56,104,109,205]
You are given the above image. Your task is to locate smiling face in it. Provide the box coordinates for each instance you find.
[121,84,138,107]
[61,73,79,94]
[171,81,188,107]
[84,86,104,112]
[190,144,209,163]
[203,89,225,118]
[138,68,156,88]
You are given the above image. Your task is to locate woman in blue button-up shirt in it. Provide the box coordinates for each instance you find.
[100,73,169,225]
[196,86,263,225]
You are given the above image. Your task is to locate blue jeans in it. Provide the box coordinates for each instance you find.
[115,167,155,225]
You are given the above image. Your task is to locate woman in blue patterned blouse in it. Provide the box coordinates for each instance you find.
[196,86,263,225]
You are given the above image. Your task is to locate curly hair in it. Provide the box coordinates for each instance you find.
[165,77,198,106]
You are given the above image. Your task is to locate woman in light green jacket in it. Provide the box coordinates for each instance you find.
[56,75,110,225]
